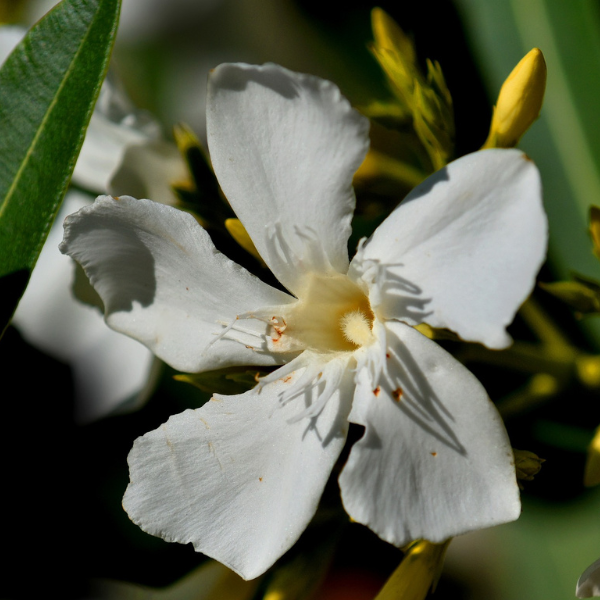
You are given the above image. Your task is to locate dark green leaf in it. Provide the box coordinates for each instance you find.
[0,0,121,336]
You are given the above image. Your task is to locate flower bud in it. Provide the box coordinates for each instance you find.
[483,48,547,149]
[376,540,451,600]
[513,448,545,485]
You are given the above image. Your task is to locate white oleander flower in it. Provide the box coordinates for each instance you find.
[578,558,600,597]
[60,63,547,579]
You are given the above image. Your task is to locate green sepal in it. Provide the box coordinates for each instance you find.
[368,9,455,170]
[358,99,412,130]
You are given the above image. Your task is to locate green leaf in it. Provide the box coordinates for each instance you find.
[0,0,121,336]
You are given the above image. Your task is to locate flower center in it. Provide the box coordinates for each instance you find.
[340,309,374,347]
[282,273,375,353]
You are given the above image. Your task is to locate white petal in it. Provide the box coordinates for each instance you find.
[60,195,295,373]
[123,357,352,580]
[108,139,186,207]
[13,191,155,422]
[207,63,369,295]
[578,558,600,598]
[339,320,520,546]
[73,75,161,192]
[71,333,159,423]
[351,149,546,349]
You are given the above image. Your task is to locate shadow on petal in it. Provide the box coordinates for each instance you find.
[212,65,301,99]
[385,334,466,456]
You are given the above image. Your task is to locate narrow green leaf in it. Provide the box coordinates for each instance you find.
[0,0,121,336]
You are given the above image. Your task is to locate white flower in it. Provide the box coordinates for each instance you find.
[60,63,547,579]
[578,558,600,598]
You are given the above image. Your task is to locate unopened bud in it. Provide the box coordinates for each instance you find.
[376,540,451,599]
[513,448,545,485]
[225,218,264,264]
[483,48,547,149]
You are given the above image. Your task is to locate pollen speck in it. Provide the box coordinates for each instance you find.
[392,387,403,402]
[259,477,263,482]
[373,386,381,396]
[431,452,437,457]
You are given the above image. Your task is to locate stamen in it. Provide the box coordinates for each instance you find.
[204,310,270,353]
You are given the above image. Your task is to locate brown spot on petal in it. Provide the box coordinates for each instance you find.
[386,353,391,359]
[431,452,437,457]
[392,387,403,402]
[283,376,292,383]
[373,386,381,397]
[259,477,263,482]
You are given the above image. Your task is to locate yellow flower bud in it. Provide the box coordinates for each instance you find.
[225,218,265,264]
[375,540,451,600]
[483,48,547,149]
